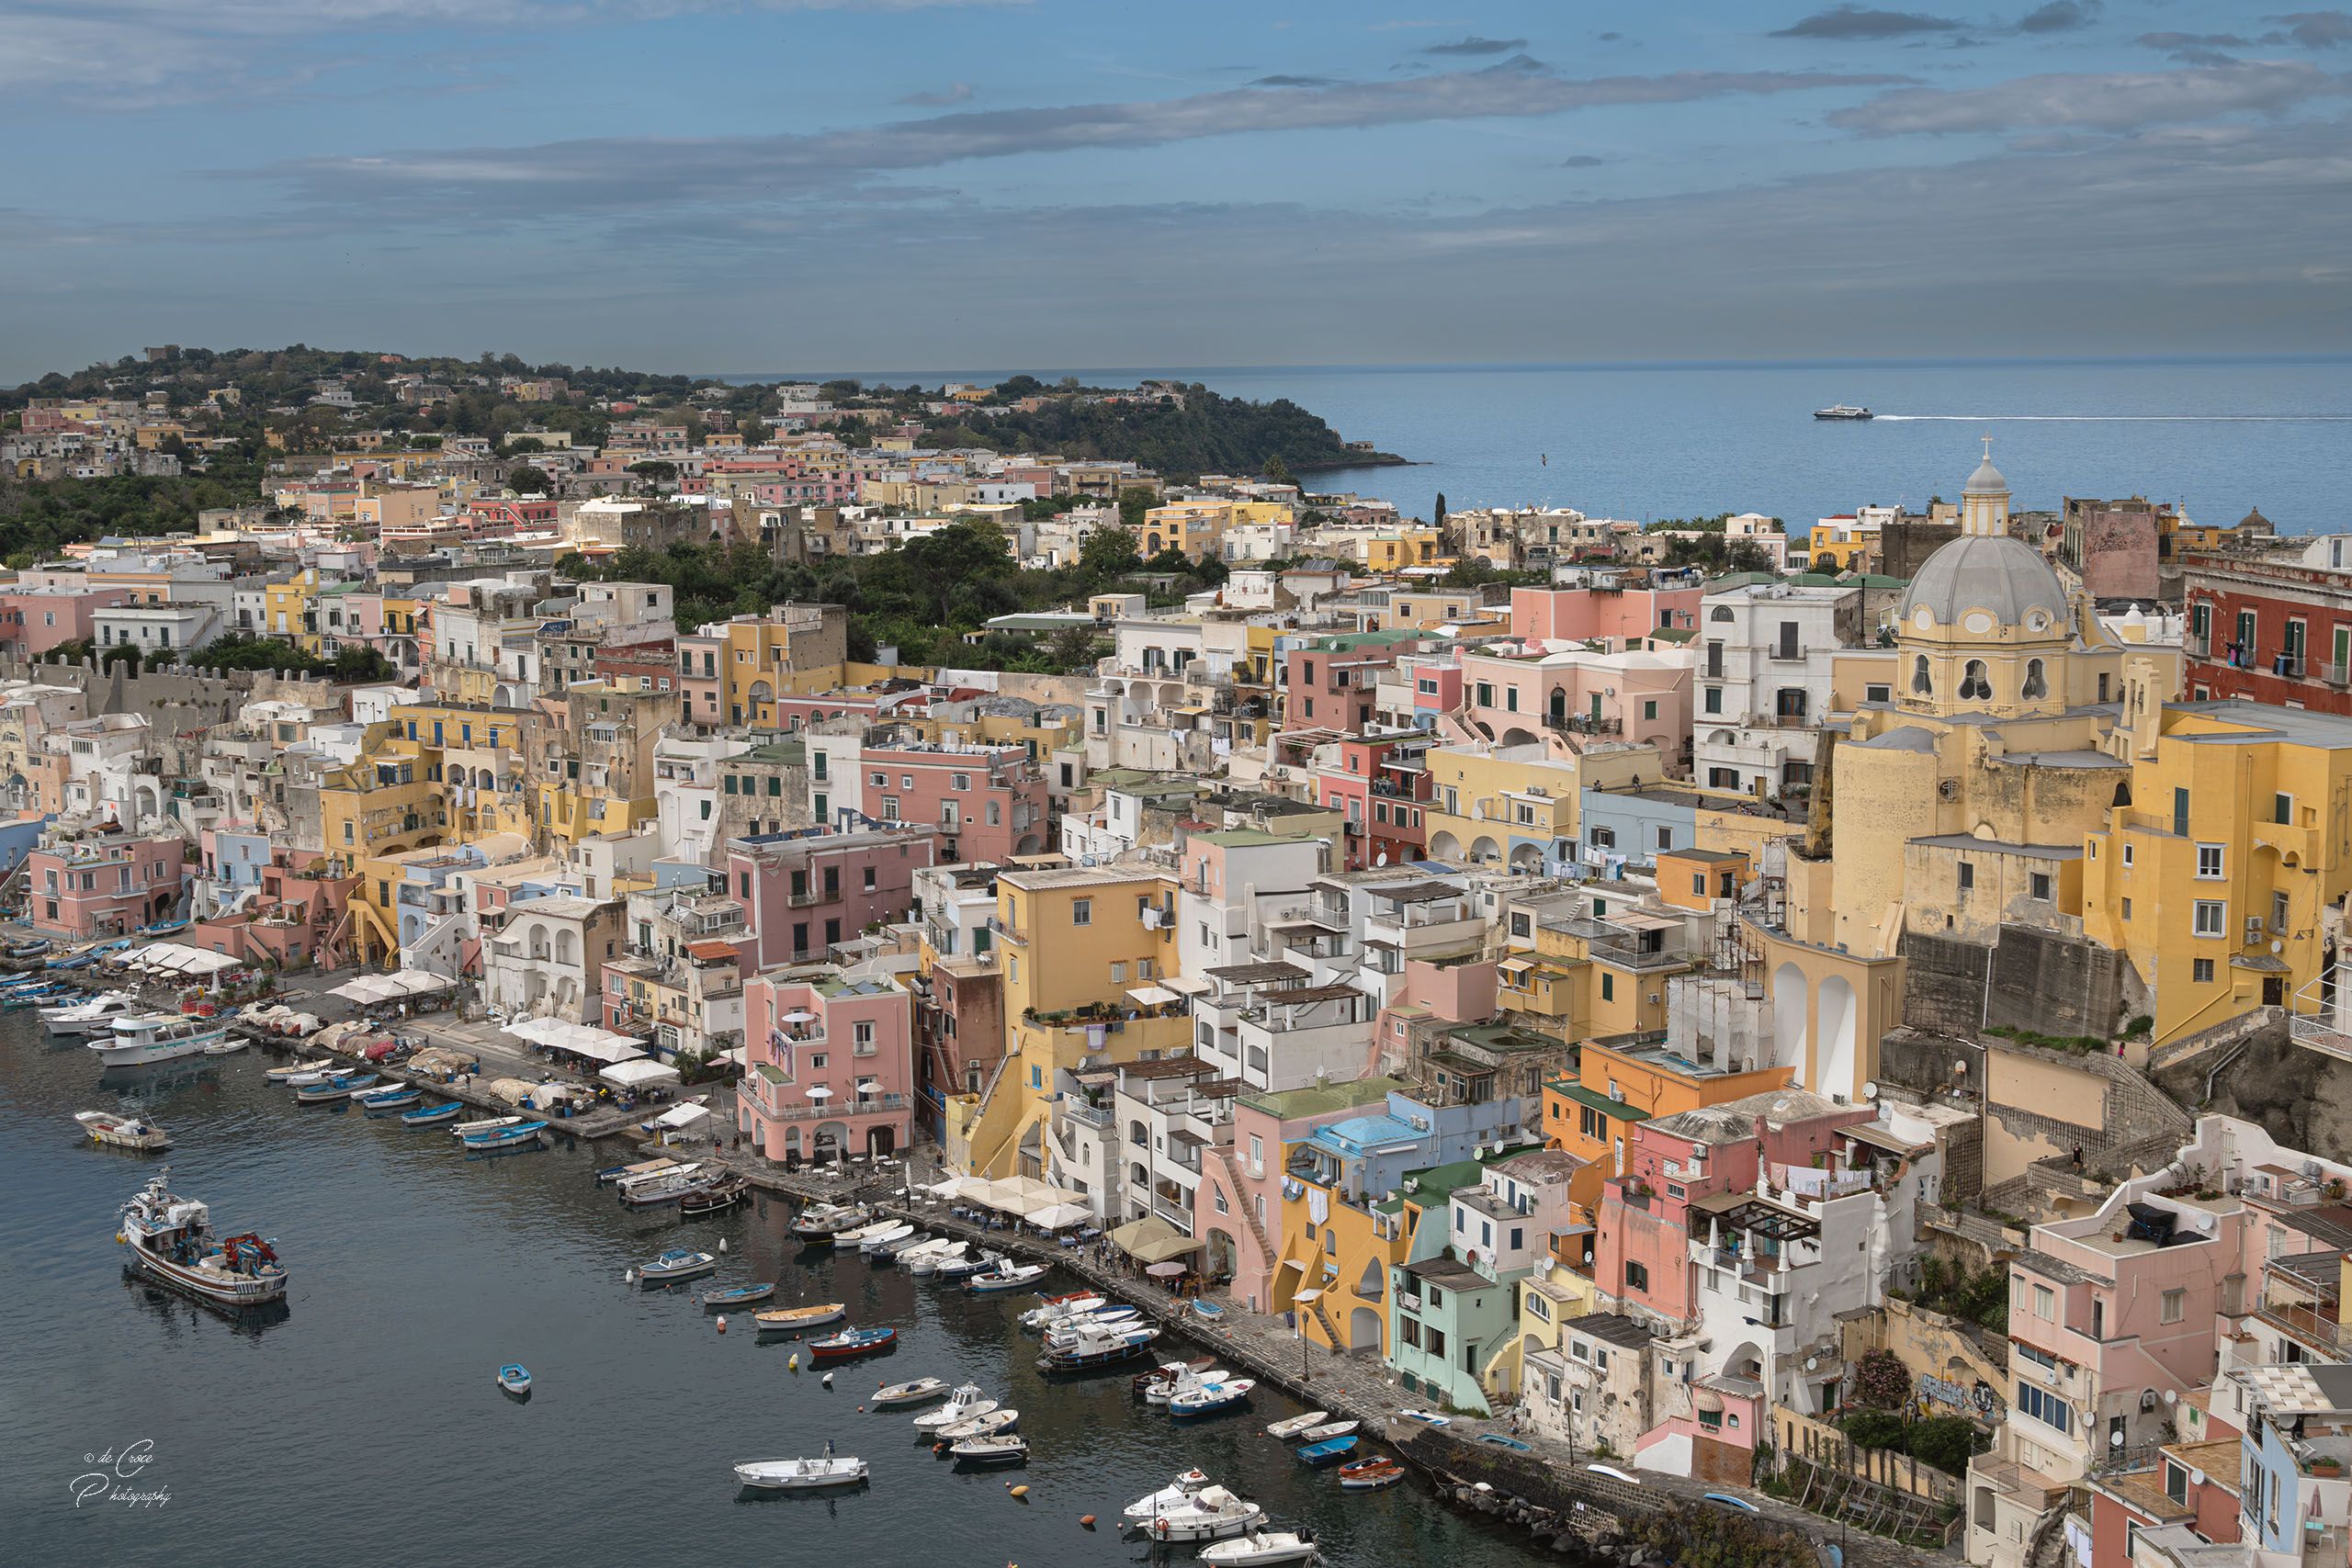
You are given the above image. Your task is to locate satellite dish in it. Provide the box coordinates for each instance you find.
[1804,1356,1819,1372]
[2109,1428,2126,1449]
[1861,1080,1879,1100]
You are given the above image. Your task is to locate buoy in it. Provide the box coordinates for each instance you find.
[1080,1515,1097,1529]
[718,1237,728,1254]
[856,1405,865,1412]
[717,1315,728,1333]
[1009,1483,1029,1499]
[788,1354,799,1371]
[623,1269,635,1284]
[821,1371,834,1388]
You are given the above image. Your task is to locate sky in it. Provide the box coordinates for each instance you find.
[2,0,2348,380]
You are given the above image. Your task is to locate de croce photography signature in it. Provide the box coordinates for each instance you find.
[72,1438,171,1509]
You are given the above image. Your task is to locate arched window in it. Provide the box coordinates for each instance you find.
[1709,605,1734,623]
[1912,655,1932,695]
[2021,659,2047,700]
[1960,660,1992,701]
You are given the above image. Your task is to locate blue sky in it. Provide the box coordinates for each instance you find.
[2,0,2347,378]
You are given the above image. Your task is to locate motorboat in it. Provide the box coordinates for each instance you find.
[1037,1325,1160,1373]
[1295,1435,1361,1467]
[753,1302,846,1335]
[460,1119,546,1150]
[117,1169,287,1307]
[1300,1420,1359,1443]
[594,1156,679,1186]
[948,1434,1028,1466]
[1200,1532,1320,1567]
[74,1109,170,1152]
[1020,1291,1105,1330]
[788,1202,872,1243]
[912,1384,998,1430]
[831,1219,894,1247]
[496,1364,532,1396]
[1265,1410,1332,1440]
[87,1013,230,1068]
[808,1325,897,1361]
[1143,1363,1230,1406]
[678,1176,750,1218]
[965,1259,1049,1294]
[266,1057,334,1084]
[733,1456,868,1492]
[296,1070,379,1104]
[617,1166,709,1209]
[855,1221,915,1254]
[1044,1305,1141,1344]
[354,1084,422,1111]
[934,1407,1018,1441]
[1337,1457,1404,1491]
[449,1114,526,1139]
[1397,1409,1452,1427]
[1135,1358,1215,1397]
[201,1036,248,1057]
[638,1248,718,1287]
[1168,1379,1256,1420]
[401,1101,465,1127]
[930,1248,989,1280]
[893,1237,955,1269]
[870,1377,949,1408]
[1813,403,1873,420]
[875,1230,933,1259]
[40,990,139,1035]
[1132,1483,1265,1542]
[699,1281,776,1309]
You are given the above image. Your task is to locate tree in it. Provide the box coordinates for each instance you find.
[1116,486,1154,531]
[1046,625,1106,671]
[1433,491,1447,530]
[1850,1348,1911,1411]
[1264,454,1294,487]
[1079,525,1141,583]
[506,465,552,496]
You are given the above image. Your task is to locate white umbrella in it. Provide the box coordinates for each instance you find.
[1030,1201,1091,1230]
[780,1010,817,1023]
[805,1085,833,1100]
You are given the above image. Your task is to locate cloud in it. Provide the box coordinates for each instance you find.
[1560,153,1605,166]
[1250,74,1340,87]
[2016,0,2100,33]
[249,62,1910,215]
[2137,30,2251,64]
[2272,11,2352,49]
[1422,35,1527,55]
[898,83,975,106]
[1828,59,2347,134]
[1770,7,1962,40]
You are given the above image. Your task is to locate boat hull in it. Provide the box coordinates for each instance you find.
[125,1247,288,1306]
[89,1034,220,1068]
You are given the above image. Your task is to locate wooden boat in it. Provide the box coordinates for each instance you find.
[117,1170,288,1307]
[201,1036,248,1056]
[449,1114,526,1139]
[1136,1357,1216,1397]
[6,937,51,960]
[870,1376,949,1408]
[1020,1291,1105,1330]
[855,1222,915,1254]
[1169,1379,1256,1420]
[354,1084,422,1111]
[139,918,192,938]
[1199,1532,1320,1567]
[699,1281,775,1309]
[594,1156,678,1186]
[934,1406,1018,1441]
[266,1057,334,1083]
[912,1385,997,1430]
[808,1325,897,1361]
[1337,1457,1404,1491]
[948,1434,1029,1465]
[296,1070,379,1103]
[638,1247,718,1287]
[753,1302,847,1335]
[1397,1409,1452,1427]
[733,1456,868,1491]
[1300,1420,1358,1442]
[965,1260,1049,1294]
[74,1109,170,1152]
[1264,1410,1332,1440]
[401,1101,464,1127]
[1295,1434,1361,1467]
[678,1176,749,1218]
[462,1119,547,1151]
[496,1363,532,1396]
[1476,1432,1532,1451]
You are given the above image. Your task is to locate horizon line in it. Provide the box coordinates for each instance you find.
[699,352,2352,382]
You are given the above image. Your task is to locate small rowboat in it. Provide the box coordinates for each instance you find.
[948,1434,1029,1465]
[355,1084,422,1111]
[871,1377,950,1407]
[1338,1457,1404,1491]
[639,1248,718,1287]
[496,1364,532,1396]
[1397,1409,1452,1427]
[735,1456,867,1491]
[1296,1435,1361,1467]
[401,1101,464,1126]
[1265,1410,1332,1440]
[700,1281,776,1309]
[753,1302,846,1335]
[1476,1433,1532,1451]
[74,1110,170,1152]
[808,1326,898,1362]
[296,1071,379,1103]
[462,1119,547,1151]
[966,1260,1049,1294]
[1170,1379,1256,1420]
[1300,1419,1359,1443]
[935,1407,1019,1441]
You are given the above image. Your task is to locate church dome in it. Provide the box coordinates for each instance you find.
[1963,454,2007,493]
[1897,534,2069,634]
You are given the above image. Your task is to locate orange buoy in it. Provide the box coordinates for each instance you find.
[1009,1484,1029,1499]
[1080,1515,1097,1529]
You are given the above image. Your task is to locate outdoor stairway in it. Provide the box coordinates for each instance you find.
[1212,1145,1276,1269]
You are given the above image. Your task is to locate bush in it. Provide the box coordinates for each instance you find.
[1840,1409,1908,1450]
[1907,1416,1987,1475]
[1850,1348,1911,1410]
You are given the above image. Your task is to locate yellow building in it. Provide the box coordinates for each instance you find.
[1420,743,1654,868]
[1275,1163,1411,1355]
[1495,889,1688,1043]
[2084,702,2352,1052]
[954,863,1188,1179]
[1139,500,1230,561]
[1363,530,1443,574]
[265,570,322,649]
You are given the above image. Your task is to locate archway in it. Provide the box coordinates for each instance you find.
[1348,1306,1384,1353]
[812,1120,848,1164]
[1470,835,1501,864]
[1510,842,1544,874]
[1501,728,1538,748]
[1817,975,1858,1100]
[866,1124,896,1158]
[1430,830,1462,861]
[1206,1227,1238,1280]
[1549,689,1567,725]
[1771,963,1809,1079]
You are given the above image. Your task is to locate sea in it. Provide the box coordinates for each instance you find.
[0,1022,1537,1568]
[721,357,2352,536]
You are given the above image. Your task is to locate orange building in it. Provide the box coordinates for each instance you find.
[1543,1032,1791,1191]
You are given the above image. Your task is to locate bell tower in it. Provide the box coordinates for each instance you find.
[1962,434,2009,538]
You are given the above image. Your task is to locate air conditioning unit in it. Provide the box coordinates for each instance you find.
[2245,917,2266,945]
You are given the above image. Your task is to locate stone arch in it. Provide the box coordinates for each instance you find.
[1159,682,1184,710]
[131,782,161,824]
[494,682,524,708]
[1510,842,1544,874]
[866,1124,896,1158]
[747,678,774,708]
[554,927,580,966]
[1429,829,1462,861]
[1348,1305,1384,1353]
[1015,832,1042,855]
[1470,835,1501,864]
[1818,974,1859,1100]
[812,1120,848,1163]
[1771,962,1809,1079]
[1501,727,1538,748]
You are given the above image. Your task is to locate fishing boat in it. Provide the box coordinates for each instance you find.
[88,1013,232,1068]
[617,1165,708,1209]
[949,1434,1030,1466]
[448,1114,526,1139]
[1036,1324,1161,1373]
[496,1364,532,1396]
[266,1057,335,1084]
[733,1456,868,1492]
[966,1259,1049,1294]
[295,1070,379,1103]
[1135,1357,1216,1397]
[201,1035,248,1056]
[699,1281,776,1309]
[678,1176,749,1218]
[1045,1306,1141,1346]
[594,1156,679,1186]
[1123,1469,1216,1524]
[930,1248,989,1280]
[1397,1409,1452,1427]
[139,918,192,939]
[912,1385,998,1430]
[74,1109,170,1152]
[870,1376,949,1408]
[6,937,51,960]
[808,1325,898,1361]
[1200,1532,1320,1567]
[1295,1435,1361,1467]
[1143,1363,1230,1407]
[753,1302,846,1335]
[1169,1378,1256,1420]
[855,1221,915,1254]
[1265,1410,1332,1440]
[875,1229,933,1259]
[401,1101,465,1127]
[1299,1420,1359,1443]
[787,1202,872,1242]
[117,1169,288,1306]
[1019,1291,1105,1330]
[4,982,68,1009]
[638,1247,718,1287]
[1813,403,1873,421]
[1132,1483,1265,1543]
[1337,1458,1404,1491]
[461,1119,547,1151]
[354,1083,422,1111]
[934,1406,1018,1441]
[40,990,139,1035]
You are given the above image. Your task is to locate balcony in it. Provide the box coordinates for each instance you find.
[2186,632,2211,659]
[985,915,1028,944]
[758,1091,910,1122]
[1060,1099,1114,1130]
[1150,1194,1195,1233]
[2328,663,2351,687]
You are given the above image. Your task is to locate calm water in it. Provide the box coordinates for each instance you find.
[729,357,2352,533]
[0,1020,1528,1567]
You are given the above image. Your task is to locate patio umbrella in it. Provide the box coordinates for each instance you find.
[1108,1215,1204,1264]
[1146,1261,1188,1279]
[805,1085,833,1100]
[1029,1201,1091,1230]
[780,1010,817,1023]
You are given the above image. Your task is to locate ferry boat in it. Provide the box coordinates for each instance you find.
[117,1169,288,1306]
[74,1109,171,1151]
[87,1013,231,1068]
[1813,403,1872,421]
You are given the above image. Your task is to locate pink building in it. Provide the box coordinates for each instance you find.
[858,736,1047,863]
[1510,581,1702,644]
[739,965,914,1163]
[1458,644,1693,762]
[728,824,939,970]
[0,584,130,660]
[1225,1075,1414,1313]
[27,829,189,939]
[1282,630,1427,734]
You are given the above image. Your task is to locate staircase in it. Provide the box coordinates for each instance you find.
[1306,1293,1344,1350]
[1211,1145,1276,1270]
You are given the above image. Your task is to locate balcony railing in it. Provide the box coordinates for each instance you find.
[757,1091,909,1122]
[1060,1100,1114,1130]
[985,915,1028,944]
[2328,662,2351,687]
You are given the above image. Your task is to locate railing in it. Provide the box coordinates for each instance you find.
[1150,1194,1195,1233]
[758,1091,909,1122]
[1060,1100,1113,1130]
[2328,663,2351,687]
[985,915,1027,943]
[2185,632,2211,659]
[1544,715,1622,736]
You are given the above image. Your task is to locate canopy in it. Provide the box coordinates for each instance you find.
[1146,1260,1188,1279]
[650,1102,710,1130]
[1125,985,1182,1008]
[1109,1215,1204,1264]
[503,1017,646,1063]
[330,969,454,1004]
[601,1058,681,1089]
[125,942,241,976]
[1029,1201,1091,1231]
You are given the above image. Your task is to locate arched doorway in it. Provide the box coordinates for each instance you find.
[1549,689,1567,726]
[1206,1226,1238,1280]
[1817,975,1858,1100]
[1429,829,1461,860]
[1771,963,1808,1078]
[1510,842,1544,874]
[812,1121,848,1164]
[1348,1306,1383,1352]
[1470,835,1501,864]
[866,1124,896,1158]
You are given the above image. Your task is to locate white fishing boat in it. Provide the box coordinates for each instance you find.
[266,1057,335,1084]
[1019,1291,1106,1330]
[1297,1419,1358,1442]
[1168,1378,1256,1419]
[870,1376,950,1408]
[856,1221,915,1254]
[965,1259,1049,1294]
[1264,1410,1332,1440]
[1125,1469,1215,1523]
[1145,1364,1231,1406]
[40,990,139,1035]
[448,1114,527,1139]
[1134,1483,1265,1542]
[1199,1530,1320,1566]
[935,1407,1019,1442]
[892,1237,954,1268]
[912,1383,997,1430]
[732,1456,868,1492]
[638,1247,718,1287]
[74,1109,170,1152]
[910,1241,971,1277]
[117,1169,288,1307]
[1045,1306,1141,1346]
[948,1434,1029,1465]
[86,1013,229,1068]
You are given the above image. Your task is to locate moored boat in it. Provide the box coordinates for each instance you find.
[1135,1357,1216,1397]
[87,1012,229,1068]
[733,1456,868,1492]
[875,1229,932,1259]
[1045,1305,1140,1346]
[1020,1291,1105,1330]
[1397,1408,1452,1427]
[1124,1468,1214,1523]
[912,1384,997,1430]
[870,1376,949,1408]
[966,1259,1049,1294]
[594,1156,679,1186]
[948,1434,1028,1465]
[808,1325,897,1361]
[1169,1378,1256,1420]
[401,1101,465,1126]
[753,1301,846,1335]
[1037,1324,1160,1373]
[1265,1410,1332,1440]
[1143,1363,1229,1406]
[266,1057,334,1084]
[74,1109,170,1152]
[461,1119,548,1151]
[787,1202,871,1243]
[1337,1457,1404,1491]
[678,1175,749,1218]
[930,1248,989,1280]
[40,990,139,1035]
[1132,1483,1265,1542]
[448,1113,526,1139]
[295,1070,379,1103]
[1295,1434,1360,1467]
[855,1221,914,1254]
[354,1083,422,1111]
[699,1281,775,1309]
[934,1406,1018,1441]
[638,1247,718,1287]
[1300,1419,1359,1442]
[618,1167,710,1209]
[496,1363,533,1396]
[1199,1531,1319,1567]
[117,1169,288,1307]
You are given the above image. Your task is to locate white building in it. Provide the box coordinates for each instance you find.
[482,894,621,1023]
[1692,580,1862,799]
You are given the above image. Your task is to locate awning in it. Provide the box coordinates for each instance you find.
[1613,910,1680,932]
[600,1058,681,1089]
[650,1102,710,1130]
[1029,1201,1091,1230]
[128,942,243,976]
[1498,957,1536,977]
[1108,1214,1204,1263]
[1125,985,1182,1008]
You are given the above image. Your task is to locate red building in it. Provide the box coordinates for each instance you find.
[728,824,940,970]
[593,637,677,693]
[857,736,1048,863]
[2183,543,2352,715]
[1311,731,1433,870]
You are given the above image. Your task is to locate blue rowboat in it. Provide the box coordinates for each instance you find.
[462,1119,548,1150]
[356,1085,422,1111]
[1297,1435,1362,1467]
[139,919,191,938]
[808,1325,898,1361]
[401,1101,464,1126]
[496,1363,532,1396]
[700,1282,776,1309]
[1477,1434,1533,1452]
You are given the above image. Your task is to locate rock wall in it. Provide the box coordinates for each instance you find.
[1898,925,2126,1039]
[2153,1018,2352,1163]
